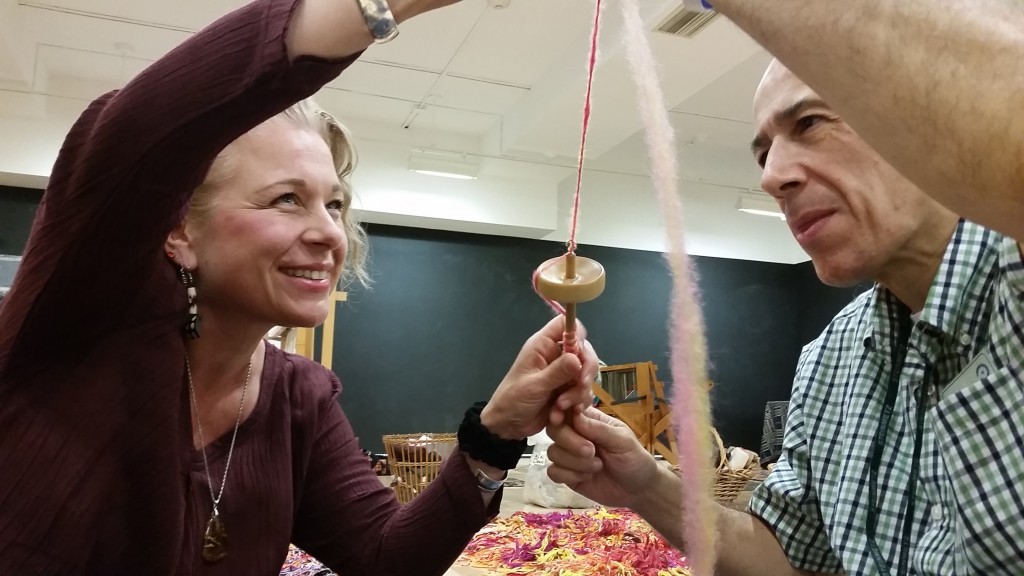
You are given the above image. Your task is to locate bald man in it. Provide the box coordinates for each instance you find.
[546,2,1024,575]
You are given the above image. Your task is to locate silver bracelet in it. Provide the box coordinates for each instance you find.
[475,468,507,492]
[354,0,399,43]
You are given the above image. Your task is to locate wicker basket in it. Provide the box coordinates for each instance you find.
[382,433,457,504]
[711,426,760,504]
[669,427,760,504]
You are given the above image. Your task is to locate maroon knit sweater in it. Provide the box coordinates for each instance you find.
[0,1,499,574]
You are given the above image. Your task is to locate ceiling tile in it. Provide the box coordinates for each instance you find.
[410,105,497,136]
[33,44,151,101]
[445,0,585,86]
[22,0,245,32]
[588,113,761,190]
[326,61,438,103]
[359,1,485,72]
[671,50,772,123]
[313,87,414,130]
[428,75,528,116]
[23,6,191,61]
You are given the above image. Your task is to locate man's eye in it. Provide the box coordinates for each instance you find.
[796,115,823,133]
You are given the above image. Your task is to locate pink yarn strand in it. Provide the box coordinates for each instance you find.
[568,0,602,254]
[534,0,602,355]
[618,1,717,574]
[561,330,579,355]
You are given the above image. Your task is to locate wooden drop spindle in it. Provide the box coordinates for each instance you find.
[535,252,606,349]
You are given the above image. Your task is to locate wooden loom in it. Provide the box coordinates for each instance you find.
[592,362,681,465]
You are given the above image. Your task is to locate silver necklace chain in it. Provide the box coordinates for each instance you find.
[186,354,253,517]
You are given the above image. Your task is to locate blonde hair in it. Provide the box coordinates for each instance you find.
[189,99,370,288]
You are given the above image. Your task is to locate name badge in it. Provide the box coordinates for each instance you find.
[943,351,994,399]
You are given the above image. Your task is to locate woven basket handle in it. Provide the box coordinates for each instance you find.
[711,426,728,473]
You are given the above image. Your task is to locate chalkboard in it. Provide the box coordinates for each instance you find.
[0,186,40,255]
[793,260,872,344]
[334,224,813,453]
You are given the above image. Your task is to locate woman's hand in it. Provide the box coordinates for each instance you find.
[390,0,463,22]
[480,315,599,440]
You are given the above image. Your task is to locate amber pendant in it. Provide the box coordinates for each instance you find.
[201,511,228,562]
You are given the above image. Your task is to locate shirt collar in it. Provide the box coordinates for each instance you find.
[916,220,1000,340]
[862,220,1000,352]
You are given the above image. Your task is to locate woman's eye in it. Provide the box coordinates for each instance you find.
[274,193,299,205]
[326,199,345,219]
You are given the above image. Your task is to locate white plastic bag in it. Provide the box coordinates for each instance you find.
[523,429,597,509]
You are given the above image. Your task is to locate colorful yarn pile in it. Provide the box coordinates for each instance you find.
[280,544,334,576]
[457,508,691,576]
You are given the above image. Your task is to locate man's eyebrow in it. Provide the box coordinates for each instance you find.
[750,97,830,152]
[750,134,766,153]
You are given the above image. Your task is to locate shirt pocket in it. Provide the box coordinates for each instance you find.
[931,366,1024,575]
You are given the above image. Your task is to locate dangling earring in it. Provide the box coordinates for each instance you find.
[179,266,200,339]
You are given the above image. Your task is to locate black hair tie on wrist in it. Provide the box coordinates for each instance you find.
[457,401,527,471]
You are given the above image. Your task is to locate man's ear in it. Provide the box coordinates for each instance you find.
[165,220,198,269]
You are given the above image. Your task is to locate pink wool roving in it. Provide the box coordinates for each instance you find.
[617,0,718,574]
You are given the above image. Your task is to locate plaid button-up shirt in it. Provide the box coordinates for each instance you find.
[750,220,1024,575]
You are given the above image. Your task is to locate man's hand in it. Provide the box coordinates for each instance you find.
[546,407,662,510]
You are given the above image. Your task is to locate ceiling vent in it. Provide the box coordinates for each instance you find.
[654,5,720,38]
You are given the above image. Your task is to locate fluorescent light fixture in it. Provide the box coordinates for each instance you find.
[736,190,785,220]
[408,155,478,180]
